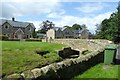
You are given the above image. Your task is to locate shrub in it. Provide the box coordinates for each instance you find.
[8,39,20,41]
[25,38,42,42]
[0,35,8,40]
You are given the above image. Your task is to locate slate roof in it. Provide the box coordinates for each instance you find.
[61,27,67,31]
[0,19,35,28]
[53,27,85,34]
[61,27,71,31]
[53,27,62,31]
[72,30,84,34]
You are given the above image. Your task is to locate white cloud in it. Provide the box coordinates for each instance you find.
[47,9,65,18]
[27,12,112,33]
[75,2,109,13]
[26,21,41,31]
[1,0,61,18]
[2,0,60,2]
[53,12,112,34]
[2,0,119,2]
[1,1,114,34]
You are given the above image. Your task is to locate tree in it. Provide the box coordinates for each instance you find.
[32,30,37,38]
[95,2,120,43]
[39,20,55,34]
[81,24,87,29]
[113,2,120,43]
[64,25,71,28]
[71,24,82,30]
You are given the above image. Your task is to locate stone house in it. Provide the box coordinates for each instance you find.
[62,27,74,38]
[37,33,46,38]
[46,27,89,39]
[0,18,35,39]
[73,29,89,39]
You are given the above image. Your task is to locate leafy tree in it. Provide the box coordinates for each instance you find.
[39,20,55,34]
[32,29,37,38]
[71,24,82,30]
[95,2,120,43]
[113,2,120,43]
[81,24,87,29]
[64,25,71,28]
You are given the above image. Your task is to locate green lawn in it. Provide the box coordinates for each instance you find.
[72,63,119,79]
[2,41,65,76]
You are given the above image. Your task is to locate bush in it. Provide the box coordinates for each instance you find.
[112,37,120,44]
[0,35,8,40]
[25,38,42,42]
[8,39,20,41]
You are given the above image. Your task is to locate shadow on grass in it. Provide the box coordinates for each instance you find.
[35,49,50,56]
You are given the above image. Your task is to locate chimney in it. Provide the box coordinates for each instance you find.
[12,17,15,21]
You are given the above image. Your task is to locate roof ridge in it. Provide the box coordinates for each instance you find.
[0,19,35,28]
[0,19,32,24]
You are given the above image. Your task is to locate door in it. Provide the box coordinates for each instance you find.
[18,34,22,39]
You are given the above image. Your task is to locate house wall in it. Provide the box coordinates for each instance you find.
[1,22,35,39]
[55,29,63,38]
[80,30,89,39]
[73,33,81,38]
[47,29,55,39]
[25,25,35,38]
[62,28,74,38]
[2,22,14,38]
[2,22,26,39]
[13,27,25,39]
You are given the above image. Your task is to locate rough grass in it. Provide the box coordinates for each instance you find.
[2,41,65,76]
[72,63,119,79]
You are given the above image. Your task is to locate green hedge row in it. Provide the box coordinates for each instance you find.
[0,35,42,42]
[25,38,42,42]
[0,35,8,40]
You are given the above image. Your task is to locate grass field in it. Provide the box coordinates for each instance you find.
[2,41,65,76]
[72,63,119,79]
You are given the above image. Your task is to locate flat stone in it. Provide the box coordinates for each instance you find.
[31,68,43,78]
[7,73,23,80]
[21,70,34,79]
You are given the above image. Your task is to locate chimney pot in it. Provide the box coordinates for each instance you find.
[12,17,15,21]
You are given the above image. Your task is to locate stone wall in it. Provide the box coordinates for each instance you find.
[6,50,104,80]
[48,39,111,52]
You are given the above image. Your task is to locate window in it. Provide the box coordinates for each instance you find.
[27,35,29,38]
[28,27,31,31]
[5,25,9,29]
[65,32,69,34]
[29,35,31,38]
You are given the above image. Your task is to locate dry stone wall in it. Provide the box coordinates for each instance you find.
[5,50,104,80]
[49,39,111,52]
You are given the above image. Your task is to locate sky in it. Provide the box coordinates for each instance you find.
[0,0,119,34]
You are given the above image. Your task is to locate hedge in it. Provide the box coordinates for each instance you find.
[0,35,8,40]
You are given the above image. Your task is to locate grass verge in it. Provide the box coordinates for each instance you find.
[2,41,65,77]
[72,63,119,79]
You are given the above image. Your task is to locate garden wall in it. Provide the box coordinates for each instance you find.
[6,50,104,80]
[45,39,110,52]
